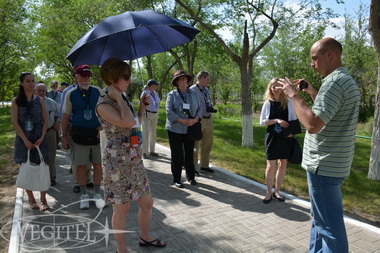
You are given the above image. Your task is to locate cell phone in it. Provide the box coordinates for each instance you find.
[299,80,309,91]
[143,93,150,106]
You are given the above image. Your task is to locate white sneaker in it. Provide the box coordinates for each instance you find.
[80,194,90,210]
[93,193,107,207]
[93,193,102,203]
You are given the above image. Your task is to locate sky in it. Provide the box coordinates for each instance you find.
[218,0,372,40]
[321,0,371,37]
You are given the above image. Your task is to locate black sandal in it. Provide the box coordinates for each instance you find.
[139,237,166,248]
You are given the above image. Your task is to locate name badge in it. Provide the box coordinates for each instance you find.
[83,109,92,120]
[25,120,33,132]
[183,103,190,110]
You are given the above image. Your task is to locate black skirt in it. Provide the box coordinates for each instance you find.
[264,132,292,160]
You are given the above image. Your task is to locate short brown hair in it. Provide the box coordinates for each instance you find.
[100,57,131,86]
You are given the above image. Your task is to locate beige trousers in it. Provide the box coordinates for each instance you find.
[141,111,158,154]
[193,118,214,168]
[46,128,57,180]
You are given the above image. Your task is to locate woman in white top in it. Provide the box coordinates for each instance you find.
[260,78,297,204]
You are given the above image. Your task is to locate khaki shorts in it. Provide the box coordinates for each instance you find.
[70,140,101,166]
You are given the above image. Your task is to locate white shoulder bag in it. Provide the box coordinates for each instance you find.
[16,146,50,191]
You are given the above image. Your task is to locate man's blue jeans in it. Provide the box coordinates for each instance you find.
[307,171,348,253]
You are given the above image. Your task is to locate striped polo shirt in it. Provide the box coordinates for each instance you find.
[302,67,360,178]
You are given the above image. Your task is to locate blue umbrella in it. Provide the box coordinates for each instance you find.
[66,10,200,65]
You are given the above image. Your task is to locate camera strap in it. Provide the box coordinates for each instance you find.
[197,84,212,109]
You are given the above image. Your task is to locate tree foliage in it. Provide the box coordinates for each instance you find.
[0,0,33,101]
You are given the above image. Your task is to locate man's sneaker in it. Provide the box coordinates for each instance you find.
[93,193,102,203]
[80,194,90,210]
[93,193,107,208]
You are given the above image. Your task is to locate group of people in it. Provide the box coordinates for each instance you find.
[11,37,360,253]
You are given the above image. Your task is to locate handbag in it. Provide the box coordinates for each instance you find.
[288,137,302,164]
[282,119,302,137]
[16,146,50,191]
[71,126,100,145]
[187,121,202,141]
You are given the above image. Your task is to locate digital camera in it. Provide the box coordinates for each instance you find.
[206,106,217,113]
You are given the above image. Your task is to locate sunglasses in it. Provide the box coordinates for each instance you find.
[124,74,130,81]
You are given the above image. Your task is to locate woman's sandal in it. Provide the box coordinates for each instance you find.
[40,202,50,212]
[139,237,166,248]
[29,202,39,210]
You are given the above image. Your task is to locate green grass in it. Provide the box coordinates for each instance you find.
[0,107,15,167]
[154,106,380,225]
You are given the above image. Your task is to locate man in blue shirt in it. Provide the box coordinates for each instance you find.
[61,65,103,210]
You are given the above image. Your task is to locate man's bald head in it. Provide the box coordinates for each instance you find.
[312,37,342,57]
[310,37,343,77]
[35,82,48,98]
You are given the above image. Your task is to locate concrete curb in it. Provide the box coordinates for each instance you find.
[8,188,23,253]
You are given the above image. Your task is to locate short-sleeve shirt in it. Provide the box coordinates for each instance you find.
[302,67,360,177]
[44,97,59,128]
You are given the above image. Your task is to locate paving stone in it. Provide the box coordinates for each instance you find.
[13,144,380,252]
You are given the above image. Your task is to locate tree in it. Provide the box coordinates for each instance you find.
[368,0,380,181]
[175,0,332,147]
[31,0,128,84]
[0,0,32,103]
[341,4,378,122]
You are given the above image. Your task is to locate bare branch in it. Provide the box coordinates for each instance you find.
[175,0,241,65]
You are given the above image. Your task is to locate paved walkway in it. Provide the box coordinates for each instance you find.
[11,144,380,252]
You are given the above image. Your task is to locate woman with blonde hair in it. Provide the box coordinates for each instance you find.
[260,78,297,204]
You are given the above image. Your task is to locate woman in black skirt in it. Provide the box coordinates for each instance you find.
[260,78,297,204]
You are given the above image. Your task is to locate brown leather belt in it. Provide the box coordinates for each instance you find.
[146,110,157,113]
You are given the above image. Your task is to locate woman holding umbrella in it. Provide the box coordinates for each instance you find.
[166,70,202,188]
[96,57,166,252]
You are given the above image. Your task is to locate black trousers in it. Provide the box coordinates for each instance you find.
[167,130,195,183]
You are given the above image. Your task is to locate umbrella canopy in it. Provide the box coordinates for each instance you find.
[66,10,200,66]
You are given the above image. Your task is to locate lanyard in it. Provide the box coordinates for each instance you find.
[122,93,136,117]
[149,92,157,102]
[80,88,91,108]
[197,84,209,102]
[26,95,34,118]
[177,88,188,103]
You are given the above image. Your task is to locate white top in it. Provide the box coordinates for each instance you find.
[260,99,297,126]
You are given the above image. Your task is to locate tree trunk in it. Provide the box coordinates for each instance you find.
[146,55,153,80]
[240,65,253,147]
[368,0,380,180]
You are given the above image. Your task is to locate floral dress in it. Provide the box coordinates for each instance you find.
[14,96,49,165]
[97,96,150,205]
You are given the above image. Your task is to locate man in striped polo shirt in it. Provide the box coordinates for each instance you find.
[279,38,360,253]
